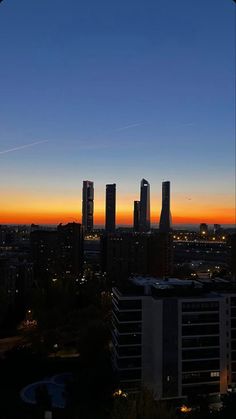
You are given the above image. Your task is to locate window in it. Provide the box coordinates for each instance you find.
[119,369,141,380]
[117,346,141,357]
[118,299,142,310]
[182,359,219,372]
[182,324,219,336]
[182,313,219,324]
[116,333,142,346]
[182,301,219,312]
[182,336,219,348]
[113,308,142,322]
[117,357,141,369]
[182,371,220,384]
[182,348,220,360]
[210,371,220,377]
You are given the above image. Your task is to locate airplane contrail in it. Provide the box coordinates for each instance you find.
[0,140,48,155]
[116,122,144,132]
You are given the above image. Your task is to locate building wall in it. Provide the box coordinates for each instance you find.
[142,297,163,398]
[103,233,173,284]
[112,284,236,401]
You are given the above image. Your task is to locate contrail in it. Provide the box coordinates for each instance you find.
[0,140,48,155]
[116,122,144,132]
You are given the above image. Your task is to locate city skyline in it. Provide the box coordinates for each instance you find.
[0,1,235,226]
[0,177,234,227]
[1,2,235,417]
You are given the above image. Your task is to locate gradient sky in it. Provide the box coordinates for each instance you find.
[0,0,235,226]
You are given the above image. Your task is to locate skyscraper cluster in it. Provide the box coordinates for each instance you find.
[82,179,172,232]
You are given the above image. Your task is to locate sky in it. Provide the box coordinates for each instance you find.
[0,0,235,226]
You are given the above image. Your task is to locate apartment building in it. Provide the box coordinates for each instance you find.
[112,277,236,401]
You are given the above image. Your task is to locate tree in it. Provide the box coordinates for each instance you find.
[221,391,236,419]
[110,388,177,419]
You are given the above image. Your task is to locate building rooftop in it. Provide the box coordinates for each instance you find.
[114,276,236,298]
[131,276,202,290]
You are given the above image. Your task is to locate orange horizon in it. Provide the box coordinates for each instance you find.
[1,189,235,226]
[0,212,235,226]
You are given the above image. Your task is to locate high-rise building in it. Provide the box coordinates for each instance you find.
[214,224,222,235]
[112,276,236,399]
[30,223,83,283]
[133,201,140,232]
[82,180,94,232]
[139,179,150,232]
[200,223,208,236]
[105,184,116,233]
[57,222,83,277]
[159,181,171,233]
[101,232,173,283]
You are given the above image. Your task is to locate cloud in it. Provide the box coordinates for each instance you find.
[0,140,48,155]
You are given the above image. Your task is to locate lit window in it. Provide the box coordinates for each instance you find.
[210,371,220,377]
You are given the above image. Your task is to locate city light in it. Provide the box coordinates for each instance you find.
[113,389,128,398]
[180,405,192,413]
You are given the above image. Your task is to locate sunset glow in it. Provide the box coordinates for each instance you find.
[0,0,235,229]
[1,194,235,226]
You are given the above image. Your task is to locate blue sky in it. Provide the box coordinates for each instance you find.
[0,0,235,225]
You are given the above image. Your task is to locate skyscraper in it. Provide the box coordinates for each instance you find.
[133,200,140,232]
[159,181,171,232]
[82,180,94,232]
[105,184,116,233]
[139,179,150,232]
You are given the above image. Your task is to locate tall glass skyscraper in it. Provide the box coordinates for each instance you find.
[139,179,150,232]
[159,181,171,232]
[82,180,94,232]
[105,184,116,233]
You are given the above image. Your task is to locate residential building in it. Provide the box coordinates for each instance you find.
[112,276,236,400]
[57,222,83,278]
[30,223,83,283]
